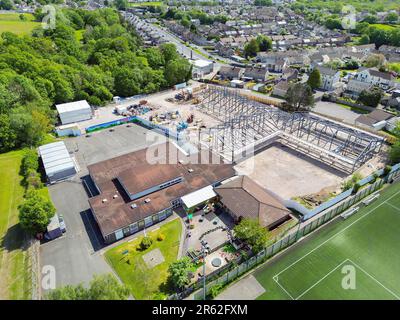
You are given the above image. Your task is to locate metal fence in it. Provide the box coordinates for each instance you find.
[188,177,389,299]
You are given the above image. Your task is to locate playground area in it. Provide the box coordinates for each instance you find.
[252,182,400,300]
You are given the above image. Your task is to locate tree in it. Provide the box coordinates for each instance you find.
[254,0,272,6]
[358,34,370,45]
[234,218,269,253]
[164,59,192,87]
[181,16,191,28]
[160,43,179,63]
[244,38,259,58]
[344,59,360,70]
[385,12,398,24]
[364,53,386,69]
[18,190,56,235]
[285,83,315,112]
[168,257,195,289]
[114,0,128,10]
[390,141,400,164]
[362,15,378,24]
[256,35,272,52]
[0,114,16,152]
[0,0,13,10]
[307,68,322,90]
[324,17,343,30]
[392,121,400,139]
[357,87,383,108]
[46,274,130,300]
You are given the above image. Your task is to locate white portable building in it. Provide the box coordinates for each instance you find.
[38,141,77,183]
[56,100,92,125]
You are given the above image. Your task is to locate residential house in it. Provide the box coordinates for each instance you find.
[273,81,290,98]
[243,67,269,82]
[315,66,341,91]
[354,68,395,90]
[344,79,373,99]
[282,67,299,81]
[219,66,244,80]
[355,109,394,131]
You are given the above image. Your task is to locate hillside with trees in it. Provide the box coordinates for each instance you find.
[0,8,191,153]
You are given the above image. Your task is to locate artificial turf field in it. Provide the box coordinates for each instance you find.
[254,182,400,300]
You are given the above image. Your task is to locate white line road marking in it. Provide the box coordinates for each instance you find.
[273,189,400,278]
[295,259,349,300]
[348,259,400,300]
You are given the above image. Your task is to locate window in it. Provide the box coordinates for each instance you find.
[130,223,138,233]
[144,216,153,227]
[123,227,131,236]
[159,211,166,221]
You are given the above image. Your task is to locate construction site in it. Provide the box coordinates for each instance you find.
[104,83,386,203]
[176,85,386,202]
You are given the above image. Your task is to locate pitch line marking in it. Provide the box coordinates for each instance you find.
[385,202,400,213]
[348,259,400,300]
[273,277,295,300]
[272,188,400,279]
[295,259,350,300]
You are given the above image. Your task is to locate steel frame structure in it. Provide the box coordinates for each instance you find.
[197,85,384,173]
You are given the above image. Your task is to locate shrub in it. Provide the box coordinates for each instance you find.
[21,149,39,178]
[384,165,392,176]
[352,183,361,195]
[140,236,153,250]
[26,169,43,189]
[157,233,165,241]
[208,283,224,299]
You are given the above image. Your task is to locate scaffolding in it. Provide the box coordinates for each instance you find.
[197,85,384,173]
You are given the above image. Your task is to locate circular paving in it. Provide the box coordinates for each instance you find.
[211,257,222,267]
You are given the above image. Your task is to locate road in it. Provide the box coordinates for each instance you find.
[121,11,233,71]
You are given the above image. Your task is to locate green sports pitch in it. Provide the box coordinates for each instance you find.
[254,182,400,300]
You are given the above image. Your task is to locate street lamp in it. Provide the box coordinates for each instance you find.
[200,241,208,300]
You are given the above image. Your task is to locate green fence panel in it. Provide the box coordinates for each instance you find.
[280,236,289,250]
[266,245,273,258]
[303,223,312,236]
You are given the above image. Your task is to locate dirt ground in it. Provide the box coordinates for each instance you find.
[234,142,348,200]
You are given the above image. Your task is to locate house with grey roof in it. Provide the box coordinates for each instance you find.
[314,66,341,91]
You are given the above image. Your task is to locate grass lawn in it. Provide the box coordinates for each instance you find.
[0,150,31,299]
[337,102,369,114]
[370,24,398,31]
[253,182,400,300]
[105,218,182,300]
[128,1,163,6]
[0,13,40,36]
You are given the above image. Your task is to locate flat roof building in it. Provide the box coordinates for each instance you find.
[88,143,235,243]
[38,141,77,183]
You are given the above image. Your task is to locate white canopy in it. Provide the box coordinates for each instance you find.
[181,185,216,209]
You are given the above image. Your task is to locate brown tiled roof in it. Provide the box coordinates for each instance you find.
[88,143,235,237]
[215,176,292,229]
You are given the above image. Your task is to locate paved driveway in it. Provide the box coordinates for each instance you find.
[313,101,364,125]
[40,181,111,290]
[216,275,265,300]
[40,125,167,290]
